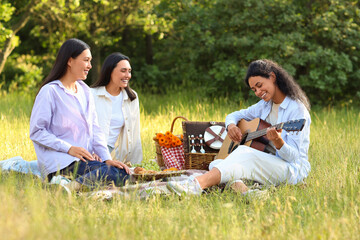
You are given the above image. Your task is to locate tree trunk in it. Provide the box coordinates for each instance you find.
[0,0,39,75]
[90,45,101,85]
[0,15,31,75]
[145,33,153,65]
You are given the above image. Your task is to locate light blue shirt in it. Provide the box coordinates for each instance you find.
[225,96,311,184]
[29,80,111,177]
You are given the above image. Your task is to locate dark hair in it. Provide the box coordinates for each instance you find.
[91,52,137,101]
[39,38,90,89]
[244,59,310,110]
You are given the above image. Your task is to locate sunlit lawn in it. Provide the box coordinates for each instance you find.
[0,91,359,239]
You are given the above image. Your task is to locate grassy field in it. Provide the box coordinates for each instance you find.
[0,91,359,240]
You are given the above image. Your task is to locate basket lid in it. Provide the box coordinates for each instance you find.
[204,125,227,149]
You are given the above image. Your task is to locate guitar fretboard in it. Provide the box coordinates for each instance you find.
[246,123,284,141]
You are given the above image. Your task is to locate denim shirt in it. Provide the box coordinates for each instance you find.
[225,96,311,184]
[30,80,111,177]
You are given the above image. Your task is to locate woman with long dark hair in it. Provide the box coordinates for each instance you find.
[30,39,130,191]
[167,59,311,197]
[91,52,142,165]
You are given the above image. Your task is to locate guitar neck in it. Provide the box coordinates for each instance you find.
[246,123,284,142]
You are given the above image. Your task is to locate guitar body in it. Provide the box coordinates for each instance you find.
[216,118,271,159]
[238,118,271,152]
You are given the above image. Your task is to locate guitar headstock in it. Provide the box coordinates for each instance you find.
[282,119,306,132]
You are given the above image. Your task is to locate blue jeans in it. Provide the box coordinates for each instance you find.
[48,160,129,188]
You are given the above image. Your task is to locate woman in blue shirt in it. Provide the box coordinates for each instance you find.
[167,59,311,196]
[29,38,130,191]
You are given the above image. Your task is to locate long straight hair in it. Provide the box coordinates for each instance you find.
[38,38,90,90]
[244,59,310,110]
[91,52,137,101]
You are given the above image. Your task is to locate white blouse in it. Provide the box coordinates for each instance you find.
[91,87,143,164]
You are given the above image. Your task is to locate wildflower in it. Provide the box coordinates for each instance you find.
[159,137,166,145]
[175,139,182,146]
[156,133,164,140]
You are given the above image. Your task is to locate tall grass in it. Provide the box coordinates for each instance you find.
[0,91,359,239]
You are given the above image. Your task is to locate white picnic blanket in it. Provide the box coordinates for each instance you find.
[0,156,41,177]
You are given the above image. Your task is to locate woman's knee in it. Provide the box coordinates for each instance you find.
[209,159,223,170]
[106,166,129,186]
[216,163,246,184]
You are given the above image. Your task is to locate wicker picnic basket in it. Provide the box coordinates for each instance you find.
[153,116,188,168]
[183,152,217,170]
[182,120,226,170]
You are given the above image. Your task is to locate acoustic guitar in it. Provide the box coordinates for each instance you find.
[216,118,305,159]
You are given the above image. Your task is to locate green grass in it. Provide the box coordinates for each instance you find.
[0,91,359,239]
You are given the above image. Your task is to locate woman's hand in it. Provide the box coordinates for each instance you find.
[266,127,284,149]
[105,160,130,174]
[92,153,102,162]
[68,146,94,162]
[227,124,243,142]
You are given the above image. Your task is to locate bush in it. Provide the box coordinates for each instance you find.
[155,0,360,106]
[133,64,168,94]
[1,54,44,93]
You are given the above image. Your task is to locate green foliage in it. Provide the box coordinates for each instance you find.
[133,64,166,93]
[0,2,15,48]
[1,0,360,106]
[1,54,43,93]
[154,0,360,105]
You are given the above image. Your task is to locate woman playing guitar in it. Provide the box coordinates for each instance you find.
[167,59,311,197]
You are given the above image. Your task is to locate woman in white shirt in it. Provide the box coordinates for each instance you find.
[167,59,311,196]
[91,53,143,165]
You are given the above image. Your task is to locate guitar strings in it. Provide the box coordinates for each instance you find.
[246,123,282,141]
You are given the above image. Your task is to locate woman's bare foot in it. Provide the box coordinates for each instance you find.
[230,180,248,193]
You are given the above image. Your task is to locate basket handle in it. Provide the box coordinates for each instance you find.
[170,116,189,133]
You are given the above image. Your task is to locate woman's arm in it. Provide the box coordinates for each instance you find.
[225,101,265,142]
[29,86,72,153]
[129,95,143,164]
[225,100,264,127]
[89,91,112,161]
[275,103,311,163]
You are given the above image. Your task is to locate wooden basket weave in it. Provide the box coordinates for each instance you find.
[184,152,217,170]
[153,116,189,168]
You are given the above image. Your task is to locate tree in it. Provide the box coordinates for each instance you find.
[0,0,42,75]
[29,0,149,83]
[153,0,360,105]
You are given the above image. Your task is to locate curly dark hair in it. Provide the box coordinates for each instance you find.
[244,59,310,110]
